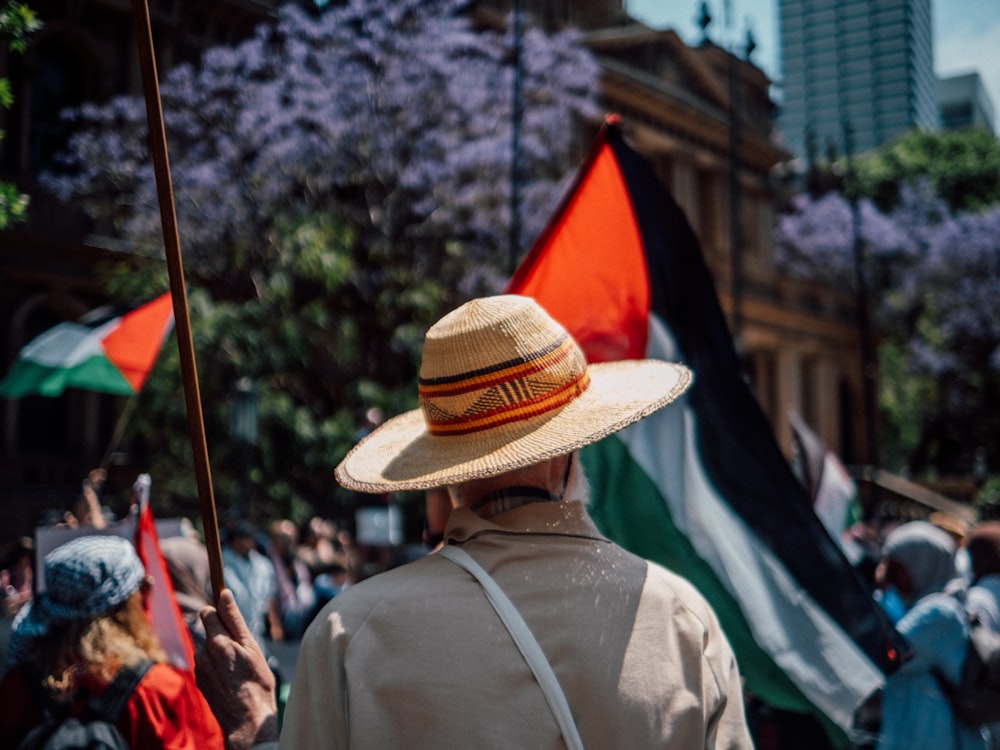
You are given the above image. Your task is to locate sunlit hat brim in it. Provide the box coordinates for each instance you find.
[335,359,692,493]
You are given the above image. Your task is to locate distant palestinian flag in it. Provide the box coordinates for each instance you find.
[0,292,174,398]
[790,411,861,543]
[507,117,901,744]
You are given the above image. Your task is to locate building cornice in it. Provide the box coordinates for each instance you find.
[598,61,789,171]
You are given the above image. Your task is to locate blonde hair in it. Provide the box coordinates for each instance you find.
[32,591,166,698]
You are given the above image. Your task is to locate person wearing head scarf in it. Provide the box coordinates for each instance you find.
[874,521,987,750]
[0,534,224,749]
[966,522,1000,631]
[194,295,751,750]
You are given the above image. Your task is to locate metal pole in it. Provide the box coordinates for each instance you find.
[843,118,880,510]
[728,42,744,352]
[131,0,225,599]
[509,0,524,276]
[231,377,259,521]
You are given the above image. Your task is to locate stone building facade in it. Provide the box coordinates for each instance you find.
[580,22,866,463]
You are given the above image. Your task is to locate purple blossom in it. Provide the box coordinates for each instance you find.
[45,0,600,286]
[774,192,916,288]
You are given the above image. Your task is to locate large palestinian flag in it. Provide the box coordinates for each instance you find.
[507,117,901,744]
[0,292,174,398]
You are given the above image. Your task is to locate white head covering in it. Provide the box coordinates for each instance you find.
[882,521,956,604]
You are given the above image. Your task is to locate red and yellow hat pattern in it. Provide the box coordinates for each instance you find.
[419,334,590,436]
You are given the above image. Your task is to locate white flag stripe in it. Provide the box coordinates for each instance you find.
[814,452,856,541]
[21,320,118,368]
[618,315,882,731]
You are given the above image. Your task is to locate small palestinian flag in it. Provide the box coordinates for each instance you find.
[0,292,174,398]
[507,116,902,746]
[132,474,197,672]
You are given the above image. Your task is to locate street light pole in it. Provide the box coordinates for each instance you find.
[230,377,259,520]
[728,43,744,351]
[843,119,880,508]
[509,0,524,276]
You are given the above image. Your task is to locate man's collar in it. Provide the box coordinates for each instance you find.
[468,486,560,518]
[444,499,606,544]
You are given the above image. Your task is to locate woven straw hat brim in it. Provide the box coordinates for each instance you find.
[335,359,692,493]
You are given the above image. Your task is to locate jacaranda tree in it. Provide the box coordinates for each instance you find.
[776,182,1000,479]
[46,0,600,523]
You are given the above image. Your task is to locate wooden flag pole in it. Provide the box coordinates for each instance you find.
[97,394,139,473]
[130,0,225,600]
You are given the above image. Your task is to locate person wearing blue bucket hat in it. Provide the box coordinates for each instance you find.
[0,534,225,749]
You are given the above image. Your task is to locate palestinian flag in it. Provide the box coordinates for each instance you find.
[132,474,197,671]
[507,117,901,745]
[790,412,862,543]
[0,292,174,398]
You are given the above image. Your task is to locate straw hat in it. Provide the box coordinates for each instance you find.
[335,295,692,493]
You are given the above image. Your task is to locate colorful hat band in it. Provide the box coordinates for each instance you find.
[419,334,591,436]
[334,295,694,493]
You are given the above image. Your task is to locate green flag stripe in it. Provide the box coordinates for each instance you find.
[0,356,135,397]
[582,435,849,748]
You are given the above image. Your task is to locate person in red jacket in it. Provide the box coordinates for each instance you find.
[0,534,224,750]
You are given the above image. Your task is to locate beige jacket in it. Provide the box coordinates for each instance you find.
[281,500,752,749]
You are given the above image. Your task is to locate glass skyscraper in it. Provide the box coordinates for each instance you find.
[778,0,938,160]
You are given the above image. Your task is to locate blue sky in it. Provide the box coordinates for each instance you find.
[627,0,1000,121]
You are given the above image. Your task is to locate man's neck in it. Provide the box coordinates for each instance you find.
[468,486,561,519]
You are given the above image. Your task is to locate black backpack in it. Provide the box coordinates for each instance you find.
[17,660,153,750]
[935,600,1000,726]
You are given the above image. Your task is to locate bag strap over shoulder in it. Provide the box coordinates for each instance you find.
[17,659,154,750]
[89,660,154,721]
[437,544,585,750]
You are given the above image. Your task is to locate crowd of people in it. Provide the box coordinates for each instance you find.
[0,497,373,661]
[855,517,1000,750]
[0,294,998,750]
[0,485,390,749]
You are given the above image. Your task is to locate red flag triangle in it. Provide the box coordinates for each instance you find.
[102,292,175,393]
[507,118,650,362]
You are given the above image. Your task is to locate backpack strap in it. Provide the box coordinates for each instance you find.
[437,545,585,750]
[88,660,154,722]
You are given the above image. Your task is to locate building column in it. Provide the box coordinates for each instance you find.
[671,159,697,227]
[814,353,841,455]
[775,348,802,458]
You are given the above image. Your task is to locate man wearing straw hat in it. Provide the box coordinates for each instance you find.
[197,295,752,749]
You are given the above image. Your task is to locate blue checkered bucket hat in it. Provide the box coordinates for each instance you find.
[6,535,146,668]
